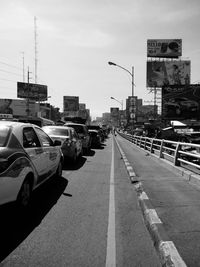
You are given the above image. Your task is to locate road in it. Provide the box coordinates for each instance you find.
[2,132,200,266]
[0,134,161,267]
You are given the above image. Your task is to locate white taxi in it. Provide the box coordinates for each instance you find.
[0,121,63,208]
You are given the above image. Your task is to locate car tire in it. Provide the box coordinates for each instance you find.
[17,177,33,208]
[56,161,63,177]
[80,147,83,157]
[72,151,77,163]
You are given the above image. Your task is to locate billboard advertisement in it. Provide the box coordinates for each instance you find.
[63,96,79,112]
[0,98,39,117]
[162,85,200,120]
[79,103,86,110]
[17,82,48,101]
[146,60,190,88]
[137,105,156,123]
[147,39,182,58]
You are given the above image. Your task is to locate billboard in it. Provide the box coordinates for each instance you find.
[147,39,182,58]
[146,60,190,88]
[162,85,200,120]
[137,105,156,122]
[0,98,39,117]
[79,103,86,110]
[17,82,48,101]
[63,96,79,112]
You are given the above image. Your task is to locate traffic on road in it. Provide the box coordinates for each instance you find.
[1,120,200,266]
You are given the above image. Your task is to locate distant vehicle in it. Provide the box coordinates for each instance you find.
[43,125,83,162]
[64,122,91,153]
[0,121,63,207]
[88,129,102,148]
[88,125,104,142]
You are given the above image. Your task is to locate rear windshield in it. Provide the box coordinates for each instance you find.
[44,127,70,137]
[67,125,85,134]
[88,125,100,130]
[0,126,10,147]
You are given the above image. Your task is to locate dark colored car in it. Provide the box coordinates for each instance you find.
[88,129,102,148]
[88,125,104,142]
[64,123,91,153]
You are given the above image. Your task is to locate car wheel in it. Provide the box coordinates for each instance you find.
[80,147,83,157]
[17,178,32,208]
[72,151,77,163]
[56,161,63,177]
[176,107,181,115]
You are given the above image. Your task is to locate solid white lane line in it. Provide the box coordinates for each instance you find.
[106,136,116,267]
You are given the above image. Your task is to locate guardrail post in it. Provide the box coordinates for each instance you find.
[150,138,154,153]
[159,139,164,158]
[144,138,147,150]
[139,137,142,147]
[174,143,181,166]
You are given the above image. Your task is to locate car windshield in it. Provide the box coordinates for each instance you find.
[44,127,70,137]
[67,125,84,134]
[0,125,10,147]
[88,125,100,130]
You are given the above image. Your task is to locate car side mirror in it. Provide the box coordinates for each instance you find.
[53,140,62,146]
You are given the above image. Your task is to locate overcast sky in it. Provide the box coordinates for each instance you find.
[0,0,200,118]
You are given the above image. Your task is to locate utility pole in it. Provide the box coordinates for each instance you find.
[21,52,25,82]
[34,16,38,84]
[26,67,31,117]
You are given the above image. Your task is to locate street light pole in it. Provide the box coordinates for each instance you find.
[110,96,123,110]
[132,66,134,97]
[108,61,136,92]
[110,96,123,128]
[108,61,136,138]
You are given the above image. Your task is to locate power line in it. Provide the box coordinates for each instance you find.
[0,77,17,83]
[0,86,16,90]
[0,69,21,77]
[0,60,23,71]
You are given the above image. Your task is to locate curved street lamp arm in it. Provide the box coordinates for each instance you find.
[108,61,136,88]
[110,97,123,110]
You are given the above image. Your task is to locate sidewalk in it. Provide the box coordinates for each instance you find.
[115,134,200,267]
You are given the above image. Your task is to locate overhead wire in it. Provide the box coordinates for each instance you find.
[0,69,22,77]
[0,60,23,71]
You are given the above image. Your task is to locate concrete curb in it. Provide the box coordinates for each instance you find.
[114,136,187,267]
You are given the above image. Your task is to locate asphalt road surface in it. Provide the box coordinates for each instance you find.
[0,133,161,267]
[1,133,185,266]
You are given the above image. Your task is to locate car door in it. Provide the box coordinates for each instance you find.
[71,129,82,155]
[23,126,48,184]
[34,127,60,177]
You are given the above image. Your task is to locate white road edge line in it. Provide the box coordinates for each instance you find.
[106,136,116,267]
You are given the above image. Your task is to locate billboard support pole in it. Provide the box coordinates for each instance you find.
[154,87,157,120]
[27,67,30,117]
[131,66,134,142]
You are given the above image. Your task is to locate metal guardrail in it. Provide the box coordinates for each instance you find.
[117,131,200,175]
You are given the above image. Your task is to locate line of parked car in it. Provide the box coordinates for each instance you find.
[0,120,109,208]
